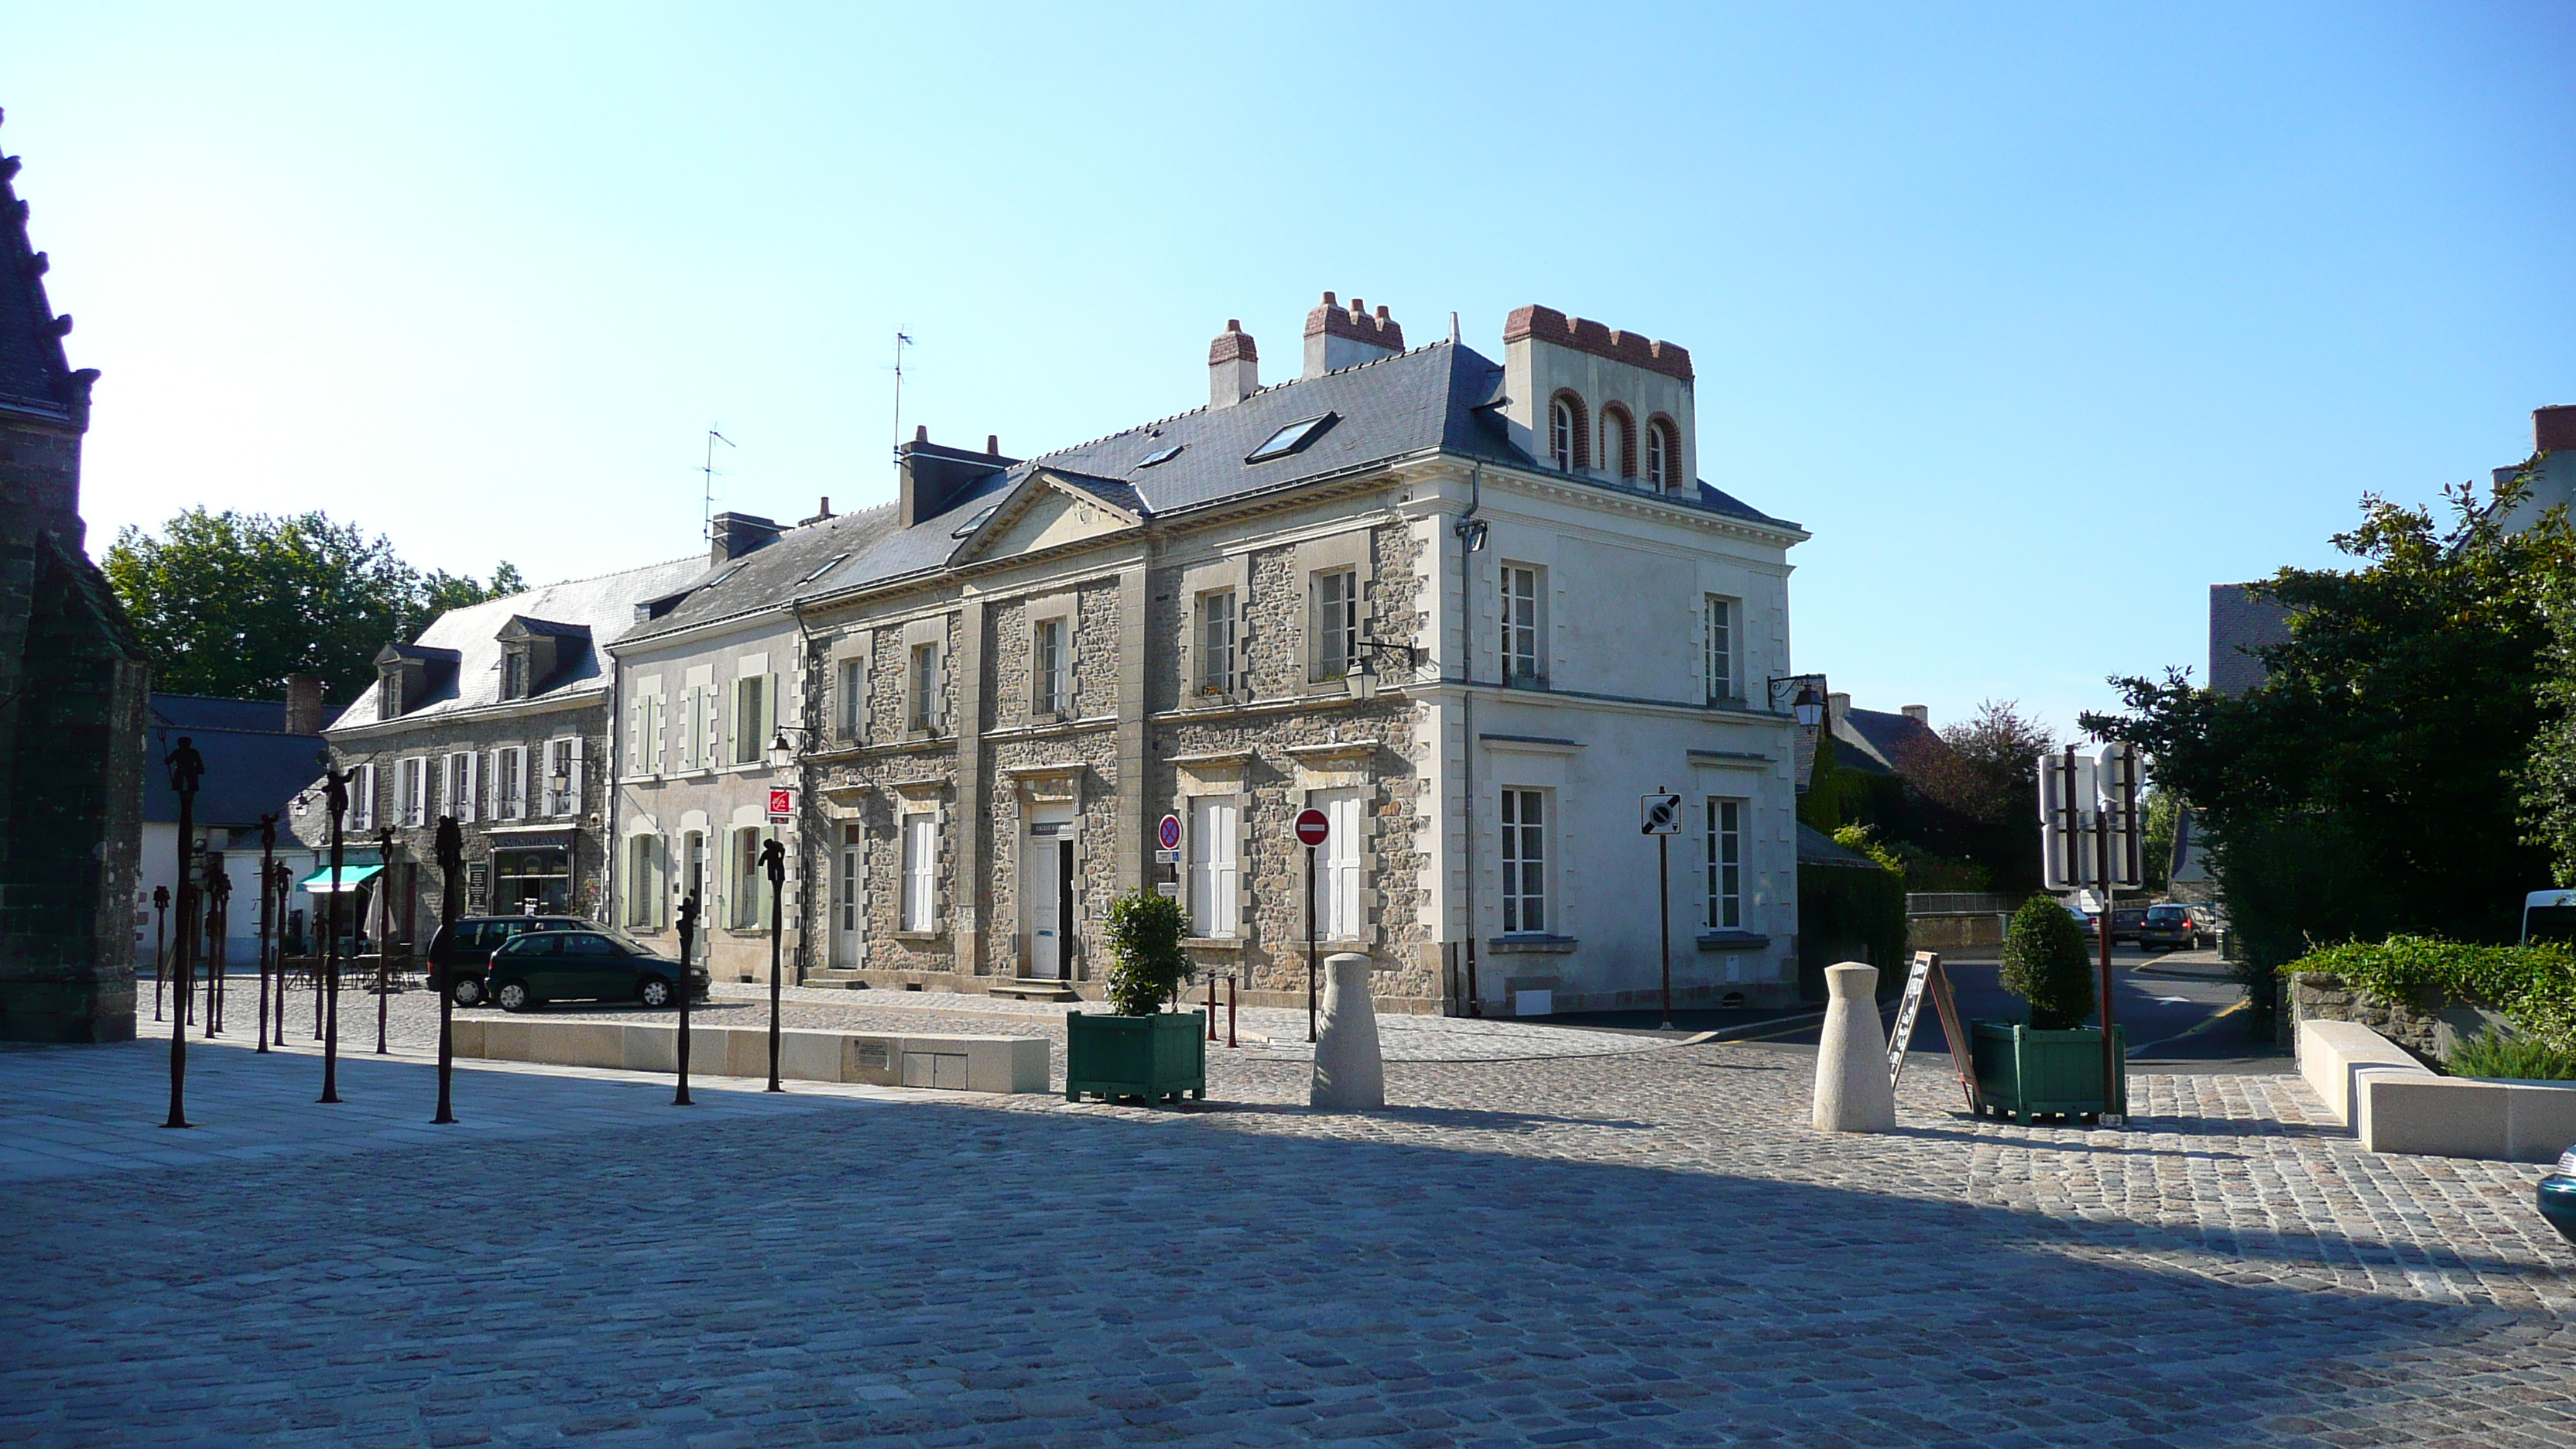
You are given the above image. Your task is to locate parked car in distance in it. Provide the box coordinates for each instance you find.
[485,929,709,1012]
[425,916,589,1006]
[2109,906,2149,944]
[2138,903,2220,951]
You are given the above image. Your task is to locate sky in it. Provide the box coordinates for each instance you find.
[5,2,2571,739]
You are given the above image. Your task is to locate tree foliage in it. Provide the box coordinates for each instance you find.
[1999,896,2095,1029]
[1903,699,2060,892]
[2517,583,2576,885]
[2084,478,2575,976]
[102,508,522,703]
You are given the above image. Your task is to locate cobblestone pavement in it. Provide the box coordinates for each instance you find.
[6,1009,2571,1447]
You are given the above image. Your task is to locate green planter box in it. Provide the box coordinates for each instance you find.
[1066,1010,1207,1104]
[1971,1020,2128,1124]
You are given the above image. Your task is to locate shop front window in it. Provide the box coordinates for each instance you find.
[494,847,570,916]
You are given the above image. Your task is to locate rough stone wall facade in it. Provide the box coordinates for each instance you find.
[2283,971,2509,1066]
[314,701,611,937]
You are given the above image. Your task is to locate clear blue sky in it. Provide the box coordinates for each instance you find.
[8,2,2570,738]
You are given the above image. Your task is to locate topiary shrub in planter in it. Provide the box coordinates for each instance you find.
[1975,897,2120,1120]
[2000,896,2095,1029]
[1066,891,1206,1104]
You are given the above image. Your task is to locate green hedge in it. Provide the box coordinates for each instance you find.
[2283,936,2576,1050]
[1797,861,1907,1002]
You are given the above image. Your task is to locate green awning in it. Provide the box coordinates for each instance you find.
[297,864,384,895]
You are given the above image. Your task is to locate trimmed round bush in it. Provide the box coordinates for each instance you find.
[2001,896,2097,1029]
[1101,889,1191,1018]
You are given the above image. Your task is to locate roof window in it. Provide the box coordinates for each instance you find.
[951,505,1000,539]
[800,553,848,584]
[1246,413,1336,463]
[708,564,747,588]
[1136,444,1184,469]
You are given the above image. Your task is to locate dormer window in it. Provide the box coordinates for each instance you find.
[379,672,403,720]
[1647,417,1681,491]
[502,648,531,701]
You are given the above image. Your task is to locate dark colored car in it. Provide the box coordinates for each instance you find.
[2541,1146,2576,1245]
[2109,906,2149,944]
[2138,903,2216,952]
[425,916,588,1005]
[485,929,709,1012]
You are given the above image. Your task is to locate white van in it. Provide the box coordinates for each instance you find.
[2520,889,2576,947]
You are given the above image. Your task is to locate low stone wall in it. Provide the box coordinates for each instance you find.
[1907,913,2006,954]
[447,1017,1050,1094]
[2283,971,2512,1064]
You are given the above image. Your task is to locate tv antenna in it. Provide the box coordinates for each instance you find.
[701,427,735,541]
[891,329,914,483]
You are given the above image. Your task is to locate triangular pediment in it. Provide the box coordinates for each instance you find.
[955,471,1142,563]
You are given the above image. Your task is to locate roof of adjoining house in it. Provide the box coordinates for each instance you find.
[1831,705,1945,779]
[325,555,705,731]
[145,694,326,827]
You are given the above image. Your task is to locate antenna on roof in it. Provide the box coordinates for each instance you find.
[701,427,735,542]
[891,329,915,488]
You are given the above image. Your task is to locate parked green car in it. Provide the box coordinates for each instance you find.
[486,930,709,1012]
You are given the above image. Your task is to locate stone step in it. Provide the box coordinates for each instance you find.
[987,978,1082,1002]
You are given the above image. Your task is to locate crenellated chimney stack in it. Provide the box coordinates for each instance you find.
[1209,320,1259,407]
[1302,292,1404,379]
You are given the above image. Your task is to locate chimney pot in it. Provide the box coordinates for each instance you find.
[1321,291,1336,307]
[1303,291,1404,378]
[1226,318,1240,331]
[986,434,999,456]
[914,424,928,444]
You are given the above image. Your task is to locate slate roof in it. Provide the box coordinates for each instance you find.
[617,337,1804,644]
[144,694,326,827]
[326,555,706,731]
[1830,704,1944,778]
[0,120,91,426]
[1797,823,1882,868]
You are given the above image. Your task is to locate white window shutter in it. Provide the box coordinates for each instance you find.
[567,738,584,819]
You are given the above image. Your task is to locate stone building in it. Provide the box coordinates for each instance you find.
[607,296,1811,1014]
[307,557,701,941]
[0,114,149,1042]
[604,500,897,983]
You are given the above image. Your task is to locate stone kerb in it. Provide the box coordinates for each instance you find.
[2300,1017,2576,1163]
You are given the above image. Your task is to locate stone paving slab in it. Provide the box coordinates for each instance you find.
[5,1019,2571,1447]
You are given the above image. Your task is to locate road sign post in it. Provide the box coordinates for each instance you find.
[1642,791,1683,1029]
[1296,807,1330,1043]
[2034,744,2141,1126]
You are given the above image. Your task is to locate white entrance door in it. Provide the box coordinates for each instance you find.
[1028,809,1074,978]
[1314,787,1365,940]
[834,824,863,967]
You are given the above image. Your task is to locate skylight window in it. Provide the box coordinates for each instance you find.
[1245,413,1335,463]
[1136,444,1184,469]
[708,564,746,588]
[950,505,1000,539]
[800,553,848,584]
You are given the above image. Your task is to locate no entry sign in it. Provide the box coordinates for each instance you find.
[1294,807,1330,848]
[1158,814,1183,851]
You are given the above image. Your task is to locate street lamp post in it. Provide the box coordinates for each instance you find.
[433,817,463,1125]
[673,892,698,1107]
[162,737,204,1130]
[762,838,786,1093]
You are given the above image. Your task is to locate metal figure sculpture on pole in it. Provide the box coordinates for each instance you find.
[762,838,786,1094]
[375,825,396,1055]
[151,884,168,1023]
[674,892,698,1108]
[319,755,351,1105]
[162,736,204,1130]
[432,815,463,1125]
[272,860,293,1046]
[205,859,231,1036]
[254,817,276,1055]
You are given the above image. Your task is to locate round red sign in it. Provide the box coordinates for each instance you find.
[1294,807,1330,847]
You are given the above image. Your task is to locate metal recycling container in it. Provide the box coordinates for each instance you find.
[1971,1020,2128,1125]
[1065,1010,1207,1105]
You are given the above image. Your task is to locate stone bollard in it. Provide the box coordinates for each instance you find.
[1310,952,1386,1110]
[1811,961,1897,1132]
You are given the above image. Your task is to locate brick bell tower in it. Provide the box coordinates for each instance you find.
[0,108,149,1043]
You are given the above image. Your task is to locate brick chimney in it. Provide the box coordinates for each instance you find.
[1209,320,1259,407]
[709,512,783,566]
[1302,292,1404,379]
[2537,405,2576,455]
[283,673,325,735]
